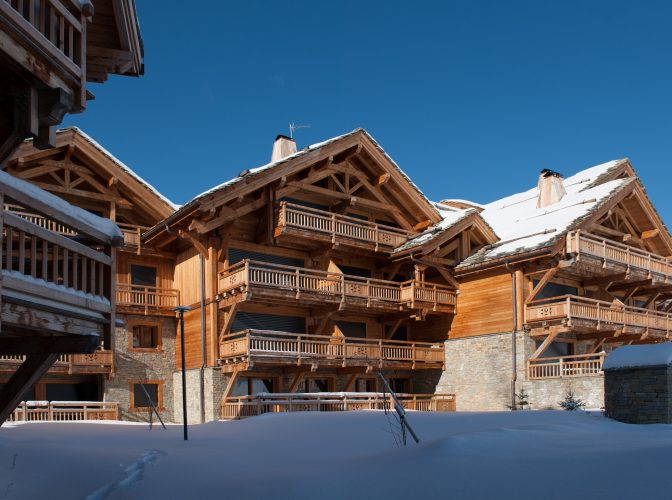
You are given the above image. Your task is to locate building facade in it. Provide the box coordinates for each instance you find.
[4,128,671,422]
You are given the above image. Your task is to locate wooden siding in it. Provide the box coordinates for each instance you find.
[174,247,201,306]
[450,272,513,338]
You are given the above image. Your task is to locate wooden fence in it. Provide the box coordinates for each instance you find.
[221,392,456,419]
[0,349,113,374]
[528,352,606,379]
[567,230,672,277]
[8,401,120,422]
[219,329,444,369]
[219,260,456,311]
[116,283,179,312]
[277,201,411,250]
[525,295,672,334]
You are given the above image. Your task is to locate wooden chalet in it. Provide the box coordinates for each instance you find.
[444,159,672,409]
[1,127,176,421]
[0,0,143,163]
[143,130,476,419]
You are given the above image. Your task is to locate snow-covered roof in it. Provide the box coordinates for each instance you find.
[0,169,122,242]
[457,159,633,268]
[147,129,441,239]
[58,127,178,211]
[602,344,672,370]
[394,203,476,253]
[192,128,437,214]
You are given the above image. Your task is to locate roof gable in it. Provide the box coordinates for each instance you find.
[6,127,176,226]
[145,129,442,244]
[456,159,643,270]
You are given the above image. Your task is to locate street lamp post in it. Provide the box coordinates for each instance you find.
[175,305,192,441]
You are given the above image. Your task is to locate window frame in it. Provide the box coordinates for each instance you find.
[129,380,164,411]
[127,321,163,353]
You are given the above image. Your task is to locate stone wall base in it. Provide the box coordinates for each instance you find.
[436,332,604,411]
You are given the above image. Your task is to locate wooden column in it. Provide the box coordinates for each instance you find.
[208,243,219,366]
[515,268,524,331]
[0,353,59,424]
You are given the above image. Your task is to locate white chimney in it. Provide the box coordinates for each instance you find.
[271,135,297,162]
[536,169,566,208]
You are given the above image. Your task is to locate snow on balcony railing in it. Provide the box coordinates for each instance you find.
[8,401,119,422]
[221,392,456,419]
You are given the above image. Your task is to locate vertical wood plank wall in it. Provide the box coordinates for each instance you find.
[449,272,513,338]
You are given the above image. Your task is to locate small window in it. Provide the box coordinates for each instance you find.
[131,265,157,287]
[132,325,160,349]
[388,378,410,394]
[131,382,161,409]
[336,321,367,339]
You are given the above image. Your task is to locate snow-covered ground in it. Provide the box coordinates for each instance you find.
[1,411,671,499]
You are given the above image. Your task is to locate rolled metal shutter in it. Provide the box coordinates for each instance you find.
[228,248,304,267]
[232,311,305,334]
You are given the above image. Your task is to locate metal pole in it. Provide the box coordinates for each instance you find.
[175,305,192,441]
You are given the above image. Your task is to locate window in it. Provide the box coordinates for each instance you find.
[131,265,157,287]
[356,378,377,392]
[336,321,367,339]
[131,382,162,410]
[388,378,410,394]
[131,324,160,350]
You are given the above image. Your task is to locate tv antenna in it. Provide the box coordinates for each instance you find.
[289,123,311,139]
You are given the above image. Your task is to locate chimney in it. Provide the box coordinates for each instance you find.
[536,169,566,208]
[271,135,297,162]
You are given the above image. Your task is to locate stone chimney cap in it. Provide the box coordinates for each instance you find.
[540,168,563,178]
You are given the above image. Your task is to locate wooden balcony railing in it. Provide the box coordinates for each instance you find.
[0,349,113,374]
[276,201,412,251]
[8,401,120,422]
[116,283,179,313]
[525,295,672,335]
[3,204,77,236]
[218,260,457,312]
[1,0,85,84]
[219,330,445,370]
[2,208,113,318]
[221,392,456,419]
[567,230,672,278]
[528,352,606,380]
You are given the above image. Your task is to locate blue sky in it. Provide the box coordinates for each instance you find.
[65,0,672,217]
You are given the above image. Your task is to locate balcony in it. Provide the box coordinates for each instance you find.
[117,223,149,249]
[275,201,412,253]
[1,0,87,103]
[218,260,457,314]
[527,353,606,380]
[116,283,179,315]
[219,330,445,372]
[8,401,120,422]
[525,295,672,337]
[0,349,114,375]
[221,392,456,419]
[566,230,672,283]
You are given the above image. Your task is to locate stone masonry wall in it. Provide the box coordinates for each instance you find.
[104,314,177,422]
[605,367,672,424]
[436,331,604,411]
[173,367,230,423]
